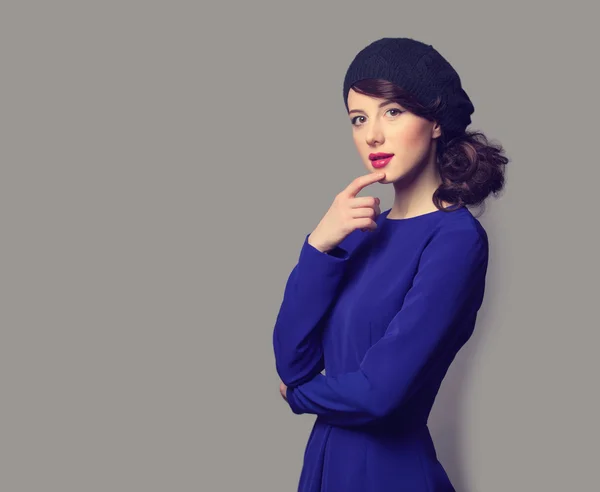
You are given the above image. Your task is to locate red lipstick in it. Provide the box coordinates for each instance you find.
[369,153,394,169]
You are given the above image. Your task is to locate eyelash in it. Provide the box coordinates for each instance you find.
[351,108,404,126]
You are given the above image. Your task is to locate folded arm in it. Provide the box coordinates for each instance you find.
[273,232,356,386]
[285,226,489,426]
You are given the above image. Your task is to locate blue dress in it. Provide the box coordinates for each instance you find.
[273,206,489,491]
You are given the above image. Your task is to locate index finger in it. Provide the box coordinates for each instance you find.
[343,172,385,198]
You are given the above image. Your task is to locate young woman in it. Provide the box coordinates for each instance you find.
[272,37,509,491]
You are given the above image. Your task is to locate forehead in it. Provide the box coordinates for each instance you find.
[347,89,387,105]
[347,90,400,113]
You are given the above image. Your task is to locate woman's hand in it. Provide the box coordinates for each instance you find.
[308,171,384,253]
[280,381,288,401]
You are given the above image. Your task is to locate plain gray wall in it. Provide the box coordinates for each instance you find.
[1,1,598,490]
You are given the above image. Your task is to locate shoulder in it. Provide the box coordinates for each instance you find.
[426,207,489,263]
[433,206,487,242]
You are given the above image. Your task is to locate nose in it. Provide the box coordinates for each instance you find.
[365,122,384,146]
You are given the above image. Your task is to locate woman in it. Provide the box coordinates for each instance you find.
[272,37,509,491]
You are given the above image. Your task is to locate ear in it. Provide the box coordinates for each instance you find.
[432,121,442,139]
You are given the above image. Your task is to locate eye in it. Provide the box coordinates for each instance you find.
[350,108,404,127]
[387,108,403,117]
[351,115,366,126]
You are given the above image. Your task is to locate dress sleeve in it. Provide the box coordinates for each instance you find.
[273,232,354,386]
[285,226,489,425]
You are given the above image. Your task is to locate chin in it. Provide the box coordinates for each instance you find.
[369,166,397,182]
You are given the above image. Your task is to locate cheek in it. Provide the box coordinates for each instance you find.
[393,124,427,148]
[353,135,365,154]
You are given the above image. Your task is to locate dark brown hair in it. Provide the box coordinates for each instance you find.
[349,78,509,215]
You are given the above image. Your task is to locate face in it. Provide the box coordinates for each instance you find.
[347,88,442,184]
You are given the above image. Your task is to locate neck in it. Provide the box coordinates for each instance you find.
[387,148,451,220]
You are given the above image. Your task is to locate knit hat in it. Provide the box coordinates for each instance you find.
[343,37,474,142]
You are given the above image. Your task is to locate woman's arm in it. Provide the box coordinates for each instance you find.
[272,232,355,387]
[273,173,383,387]
[285,226,489,426]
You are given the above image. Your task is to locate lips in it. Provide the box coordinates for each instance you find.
[371,155,394,169]
[369,153,394,161]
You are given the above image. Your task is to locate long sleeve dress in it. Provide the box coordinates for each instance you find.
[272,205,489,491]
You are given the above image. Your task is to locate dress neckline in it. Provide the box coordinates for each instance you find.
[382,206,464,223]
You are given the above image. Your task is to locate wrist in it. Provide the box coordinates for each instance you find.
[308,234,332,253]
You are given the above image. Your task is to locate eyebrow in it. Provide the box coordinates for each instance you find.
[348,100,398,115]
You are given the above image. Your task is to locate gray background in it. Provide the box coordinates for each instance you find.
[1,1,598,490]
